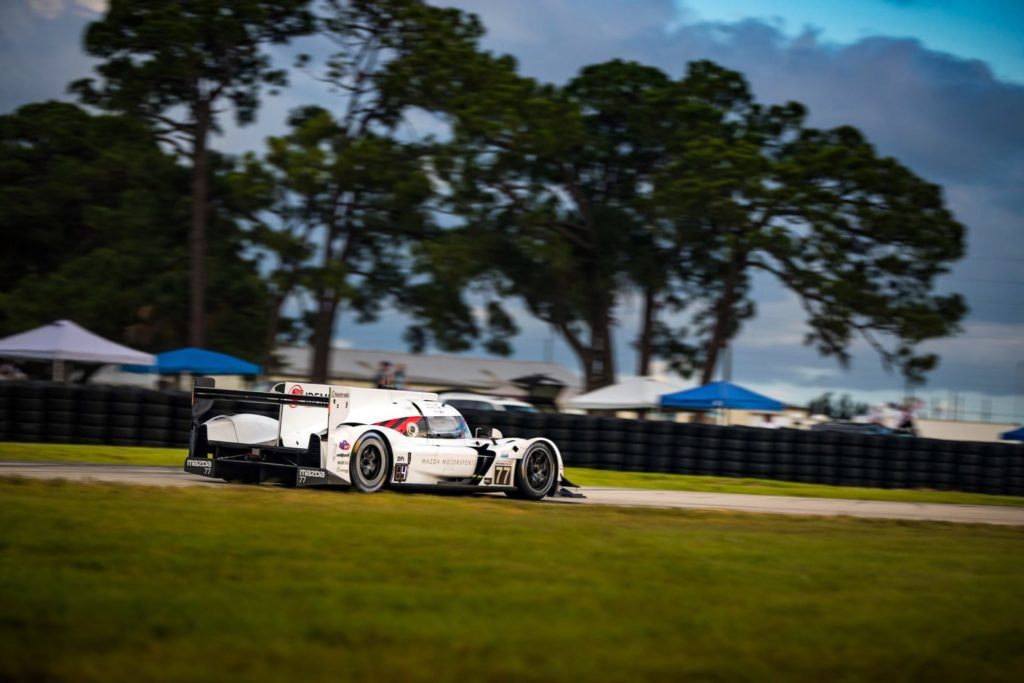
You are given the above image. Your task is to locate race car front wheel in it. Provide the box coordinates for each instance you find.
[509,443,556,500]
[350,433,390,493]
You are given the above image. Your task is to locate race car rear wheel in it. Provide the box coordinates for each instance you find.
[508,443,557,500]
[350,433,390,493]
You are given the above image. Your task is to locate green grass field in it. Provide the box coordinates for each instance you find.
[0,478,1021,682]
[3,441,1023,507]
[570,468,1024,507]
[0,441,184,466]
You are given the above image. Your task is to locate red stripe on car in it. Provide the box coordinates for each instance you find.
[393,416,422,433]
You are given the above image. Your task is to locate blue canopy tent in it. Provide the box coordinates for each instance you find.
[659,381,785,412]
[1001,426,1024,442]
[124,347,261,375]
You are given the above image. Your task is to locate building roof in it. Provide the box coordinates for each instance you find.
[273,346,579,391]
[566,376,686,410]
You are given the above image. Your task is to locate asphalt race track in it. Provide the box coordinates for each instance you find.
[3,460,1023,526]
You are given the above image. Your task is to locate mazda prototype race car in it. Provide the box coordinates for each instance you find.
[184,379,580,500]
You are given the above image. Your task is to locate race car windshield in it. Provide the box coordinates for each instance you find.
[425,415,471,439]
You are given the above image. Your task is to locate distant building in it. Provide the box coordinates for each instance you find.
[270,346,579,398]
[915,418,1020,443]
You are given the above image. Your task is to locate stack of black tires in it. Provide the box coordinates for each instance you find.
[1,382,1022,495]
[0,382,295,448]
[0,381,191,448]
[459,408,1023,496]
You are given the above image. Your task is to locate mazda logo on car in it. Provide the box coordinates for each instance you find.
[297,468,326,485]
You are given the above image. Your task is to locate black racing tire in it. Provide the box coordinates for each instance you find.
[349,433,390,493]
[508,442,557,501]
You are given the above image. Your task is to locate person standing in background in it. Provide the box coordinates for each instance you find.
[896,402,918,436]
[374,361,394,389]
[394,363,406,389]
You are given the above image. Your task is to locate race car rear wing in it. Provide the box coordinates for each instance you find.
[190,377,329,423]
[187,378,336,483]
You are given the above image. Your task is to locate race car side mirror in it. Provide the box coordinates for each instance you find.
[489,428,503,439]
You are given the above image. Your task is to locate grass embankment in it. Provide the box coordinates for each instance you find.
[0,442,183,466]
[1,478,1022,682]
[569,468,1024,507]
[3,441,1023,508]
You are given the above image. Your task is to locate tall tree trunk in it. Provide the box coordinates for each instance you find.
[583,314,615,392]
[637,286,657,376]
[189,103,210,348]
[261,291,288,373]
[700,249,746,385]
[550,312,616,393]
[309,236,336,383]
[309,205,359,383]
[310,296,339,383]
[700,306,730,385]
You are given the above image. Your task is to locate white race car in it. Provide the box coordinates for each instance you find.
[184,379,579,500]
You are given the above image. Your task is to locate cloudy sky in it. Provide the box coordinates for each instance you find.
[2,0,1022,419]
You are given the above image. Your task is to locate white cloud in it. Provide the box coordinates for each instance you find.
[27,0,63,20]
[74,0,106,13]
[26,0,104,20]
[921,320,1024,366]
[789,365,842,382]
[734,295,808,348]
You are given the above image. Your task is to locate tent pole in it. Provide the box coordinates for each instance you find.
[52,360,65,383]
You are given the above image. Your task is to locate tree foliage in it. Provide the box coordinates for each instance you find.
[808,392,871,420]
[6,4,966,389]
[277,0,500,381]
[409,60,663,389]
[415,57,965,390]
[0,102,270,361]
[231,105,434,374]
[72,0,314,346]
[649,61,967,386]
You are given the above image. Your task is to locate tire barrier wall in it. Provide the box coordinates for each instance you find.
[458,409,1024,497]
[0,381,274,450]
[0,382,1020,496]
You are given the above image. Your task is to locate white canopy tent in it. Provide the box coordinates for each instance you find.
[565,376,686,411]
[0,319,155,381]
